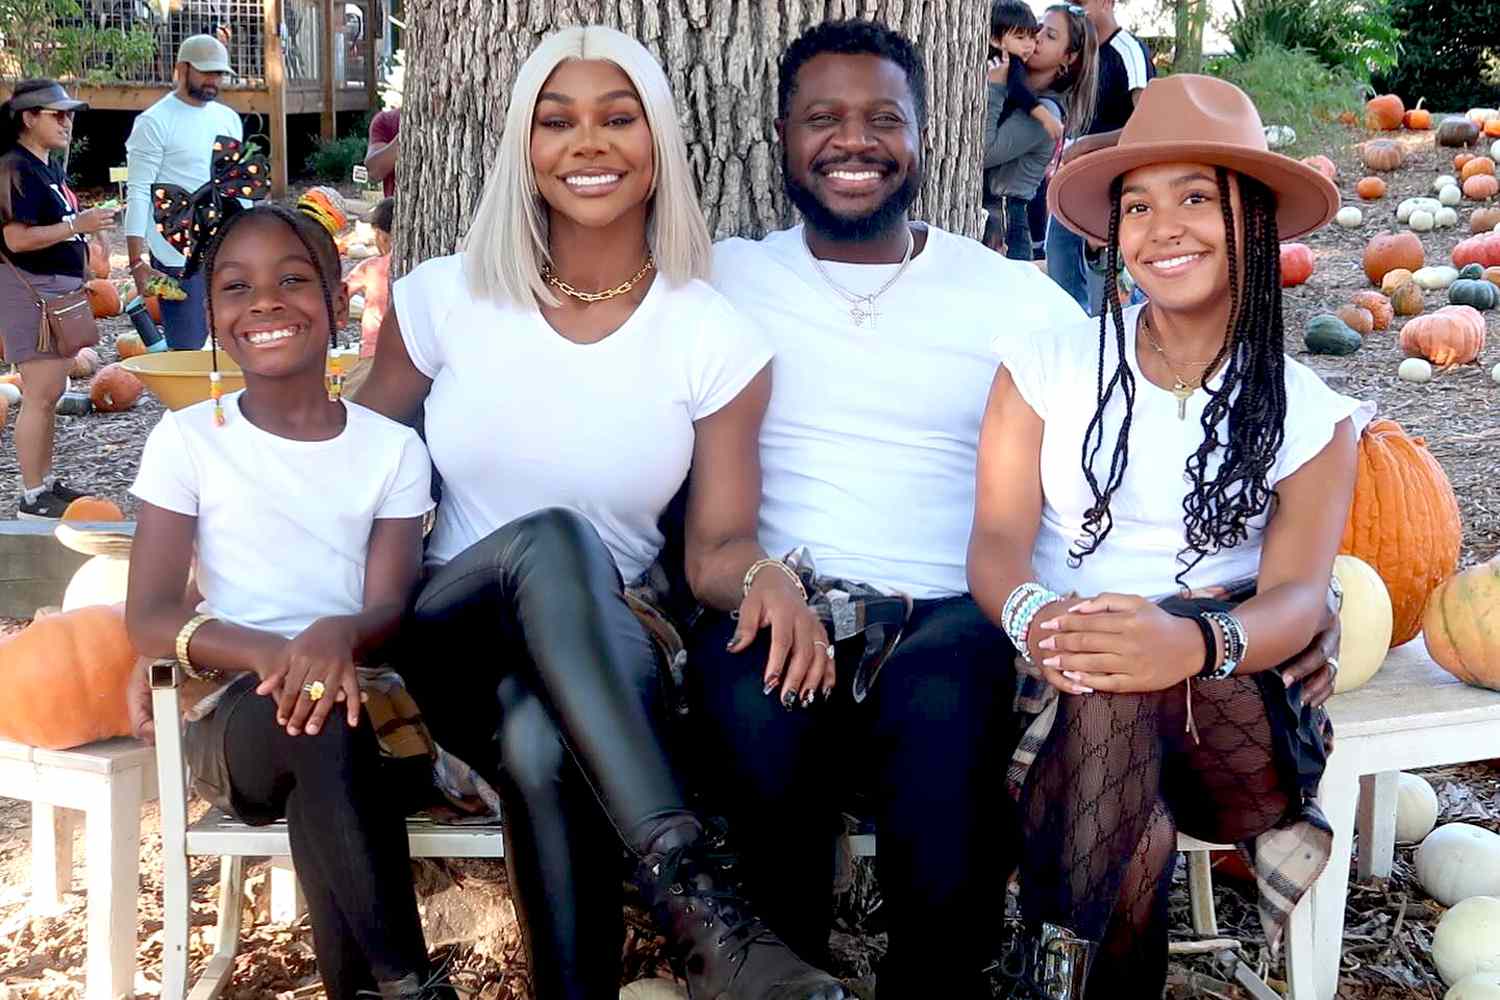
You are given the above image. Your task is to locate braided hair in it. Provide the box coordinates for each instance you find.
[200,202,342,373]
[1071,167,1288,586]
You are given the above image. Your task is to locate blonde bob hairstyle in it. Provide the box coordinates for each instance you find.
[461,25,711,309]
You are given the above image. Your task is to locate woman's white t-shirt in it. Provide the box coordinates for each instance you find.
[129,392,435,638]
[393,253,772,581]
[1002,304,1376,598]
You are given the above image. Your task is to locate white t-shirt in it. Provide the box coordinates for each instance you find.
[130,392,435,638]
[712,224,1086,598]
[1005,303,1377,598]
[393,254,772,581]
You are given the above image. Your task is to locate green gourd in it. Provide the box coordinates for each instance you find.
[1458,263,1485,280]
[1449,278,1499,310]
[1305,314,1364,355]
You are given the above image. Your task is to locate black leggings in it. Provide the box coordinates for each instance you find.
[401,507,688,1000]
[218,689,432,999]
[686,595,1019,996]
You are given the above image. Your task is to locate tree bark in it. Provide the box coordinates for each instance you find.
[395,1,985,269]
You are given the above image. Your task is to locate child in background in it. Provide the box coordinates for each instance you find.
[983,1,1063,257]
[341,197,393,397]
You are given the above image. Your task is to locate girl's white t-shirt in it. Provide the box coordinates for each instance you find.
[1002,303,1376,598]
[393,253,772,581]
[130,392,435,638]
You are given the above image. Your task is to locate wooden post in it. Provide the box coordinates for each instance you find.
[320,0,337,141]
[364,0,380,111]
[263,0,289,198]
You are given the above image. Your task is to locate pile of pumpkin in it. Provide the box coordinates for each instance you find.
[0,353,145,432]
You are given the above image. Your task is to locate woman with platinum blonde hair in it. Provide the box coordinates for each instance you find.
[358,25,846,1000]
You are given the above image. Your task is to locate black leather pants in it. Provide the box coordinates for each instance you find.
[402,508,687,1000]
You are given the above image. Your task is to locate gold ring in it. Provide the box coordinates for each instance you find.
[303,680,326,702]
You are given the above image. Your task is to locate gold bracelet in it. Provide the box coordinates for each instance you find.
[175,614,223,682]
[742,558,808,603]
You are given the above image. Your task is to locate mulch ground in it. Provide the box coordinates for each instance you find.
[3,128,1499,998]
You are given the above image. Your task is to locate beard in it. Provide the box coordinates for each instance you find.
[187,81,219,101]
[783,152,921,242]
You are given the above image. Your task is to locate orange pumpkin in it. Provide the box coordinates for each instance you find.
[1461,157,1497,180]
[87,240,110,280]
[1390,280,1424,316]
[1338,110,1360,127]
[1336,305,1375,335]
[1351,290,1394,330]
[1454,232,1500,268]
[1485,266,1500,288]
[1339,420,1462,647]
[0,371,22,391]
[1364,94,1405,131]
[1422,560,1500,691]
[85,279,121,319]
[68,346,101,379]
[115,332,146,360]
[1300,154,1338,182]
[1464,174,1500,200]
[1455,153,1476,171]
[0,605,136,749]
[61,496,125,522]
[1279,242,1315,287]
[1471,207,1500,233]
[1487,120,1500,139]
[1356,176,1388,199]
[1359,139,1405,171]
[88,364,143,412]
[1364,231,1425,284]
[1403,99,1432,130]
[1400,304,1487,366]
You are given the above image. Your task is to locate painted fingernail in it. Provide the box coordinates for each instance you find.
[1039,618,1060,630]
[782,690,797,708]
[1067,602,1088,613]
[1039,636,1057,651]
[1076,686,1095,695]
[1043,656,1061,668]
[801,690,816,707]
[764,677,780,696]
[1063,670,1083,681]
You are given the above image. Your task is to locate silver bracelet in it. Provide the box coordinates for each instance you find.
[1201,611,1248,679]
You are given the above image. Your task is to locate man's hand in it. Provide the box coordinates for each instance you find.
[256,617,364,736]
[126,658,156,744]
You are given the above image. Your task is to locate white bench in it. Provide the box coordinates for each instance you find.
[0,735,158,1000]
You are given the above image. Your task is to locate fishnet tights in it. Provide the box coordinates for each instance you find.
[1019,677,1292,997]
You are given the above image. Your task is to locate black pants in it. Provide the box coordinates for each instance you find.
[687,595,1020,997]
[401,508,688,1000]
[216,685,433,999]
[1003,195,1035,261]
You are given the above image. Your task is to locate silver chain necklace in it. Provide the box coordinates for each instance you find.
[803,225,915,329]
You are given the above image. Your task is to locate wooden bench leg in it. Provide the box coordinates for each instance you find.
[269,856,307,924]
[1309,749,1362,1000]
[187,856,245,1000]
[1356,771,1398,881]
[31,803,78,915]
[84,767,143,1000]
[1186,850,1219,937]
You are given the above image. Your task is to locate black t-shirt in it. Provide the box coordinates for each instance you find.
[1089,29,1155,136]
[0,148,86,278]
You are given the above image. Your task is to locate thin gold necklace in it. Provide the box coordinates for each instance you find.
[1138,311,1220,420]
[543,254,655,303]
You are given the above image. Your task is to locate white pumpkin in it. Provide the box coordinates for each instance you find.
[1469,108,1500,124]
[1434,896,1500,986]
[1398,196,1444,223]
[348,294,366,320]
[1263,124,1296,149]
[1414,265,1460,290]
[0,381,20,405]
[1492,361,1500,385]
[1335,206,1364,228]
[1417,824,1500,906]
[1332,554,1393,693]
[62,555,131,611]
[620,981,689,1000]
[1448,971,1500,1000]
[1396,771,1440,843]
[1436,207,1460,229]
[1410,209,1437,232]
[1439,185,1464,207]
[1400,357,1435,383]
[1435,174,1459,192]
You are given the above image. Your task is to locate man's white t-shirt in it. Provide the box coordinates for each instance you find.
[1005,303,1377,598]
[393,254,772,582]
[712,224,1086,599]
[130,392,435,638]
[124,94,244,268]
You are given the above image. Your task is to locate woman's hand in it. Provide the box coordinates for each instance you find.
[1035,593,1205,694]
[256,617,364,736]
[1278,589,1342,708]
[72,208,115,235]
[728,571,834,708]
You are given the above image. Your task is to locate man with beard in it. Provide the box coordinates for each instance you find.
[685,20,1084,996]
[124,35,242,349]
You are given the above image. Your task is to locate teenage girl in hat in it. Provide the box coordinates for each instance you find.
[969,74,1373,998]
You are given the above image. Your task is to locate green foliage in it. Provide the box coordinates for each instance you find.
[1373,0,1500,112]
[1206,45,1364,156]
[0,0,156,81]
[305,135,368,183]
[1224,0,1402,81]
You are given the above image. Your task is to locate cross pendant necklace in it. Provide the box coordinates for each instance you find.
[849,299,877,328]
[804,226,915,331]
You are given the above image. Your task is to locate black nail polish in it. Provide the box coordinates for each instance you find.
[781,690,797,709]
[801,690,816,707]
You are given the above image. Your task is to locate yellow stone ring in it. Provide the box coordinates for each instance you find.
[303,680,326,702]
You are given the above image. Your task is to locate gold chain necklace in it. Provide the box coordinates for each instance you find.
[543,255,655,303]
[1138,311,1220,420]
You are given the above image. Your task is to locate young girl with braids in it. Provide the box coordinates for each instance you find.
[968,75,1371,999]
[124,203,454,999]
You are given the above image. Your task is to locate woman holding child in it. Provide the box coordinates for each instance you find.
[969,75,1365,999]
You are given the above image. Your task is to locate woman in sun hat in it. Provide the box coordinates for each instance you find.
[967,74,1374,998]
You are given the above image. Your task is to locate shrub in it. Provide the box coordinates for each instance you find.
[1372,0,1500,112]
[1224,0,1402,82]
[305,135,368,183]
[1207,45,1365,157]
[0,0,156,81]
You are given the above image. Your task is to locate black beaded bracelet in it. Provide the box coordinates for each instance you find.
[1189,611,1218,679]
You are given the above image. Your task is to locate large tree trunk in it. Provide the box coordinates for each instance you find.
[395,1,986,269]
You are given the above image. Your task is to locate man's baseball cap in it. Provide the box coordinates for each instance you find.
[177,35,233,74]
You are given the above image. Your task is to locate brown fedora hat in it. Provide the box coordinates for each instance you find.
[1047,74,1340,243]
